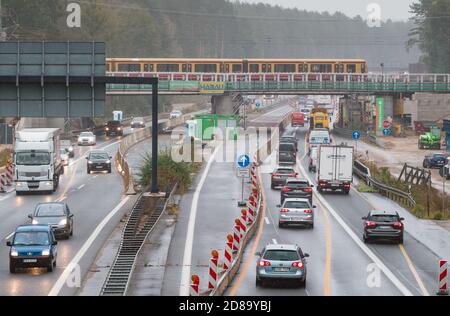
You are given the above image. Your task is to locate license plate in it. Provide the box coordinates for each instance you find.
[96,166,103,169]
[275,268,289,272]
[23,259,37,263]
[379,226,391,229]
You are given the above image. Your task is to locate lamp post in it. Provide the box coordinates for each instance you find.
[380,63,385,77]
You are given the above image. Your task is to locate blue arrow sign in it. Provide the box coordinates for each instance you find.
[352,131,361,140]
[383,128,391,136]
[237,155,251,168]
[255,100,262,109]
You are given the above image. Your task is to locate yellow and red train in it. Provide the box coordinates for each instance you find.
[107,58,368,74]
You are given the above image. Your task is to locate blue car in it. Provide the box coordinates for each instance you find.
[6,225,57,273]
[423,153,448,169]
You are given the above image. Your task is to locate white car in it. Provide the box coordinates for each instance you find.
[77,132,96,146]
[169,110,183,119]
[60,149,69,166]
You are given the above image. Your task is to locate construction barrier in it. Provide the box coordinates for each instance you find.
[190,274,200,296]
[438,259,449,296]
[223,235,233,271]
[208,250,219,291]
[233,223,241,252]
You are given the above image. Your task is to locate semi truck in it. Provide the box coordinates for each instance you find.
[317,145,354,195]
[14,128,64,195]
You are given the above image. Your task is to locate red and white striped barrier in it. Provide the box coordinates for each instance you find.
[190,274,200,296]
[0,173,6,193]
[5,162,13,186]
[223,234,233,271]
[240,209,248,234]
[438,259,449,296]
[208,250,219,290]
[233,223,241,252]
[247,206,256,225]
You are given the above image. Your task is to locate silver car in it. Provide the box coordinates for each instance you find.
[77,132,96,146]
[256,244,309,287]
[277,198,316,229]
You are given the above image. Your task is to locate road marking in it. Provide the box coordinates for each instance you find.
[77,184,85,190]
[264,217,270,224]
[48,196,130,296]
[229,167,266,296]
[272,238,278,244]
[179,145,221,296]
[4,232,14,240]
[297,134,413,296]
[399,244,430,296]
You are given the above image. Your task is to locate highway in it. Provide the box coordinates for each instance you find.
[225,125,440,296]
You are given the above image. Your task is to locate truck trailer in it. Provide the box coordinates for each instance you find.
[317,145,354,195]
[14,128,64,195]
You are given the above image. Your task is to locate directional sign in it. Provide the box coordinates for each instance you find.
[383,128,391,136]
[352,131,361,140]
[237,168,250,178]
[255,100,262,109]
[237,155,251,168]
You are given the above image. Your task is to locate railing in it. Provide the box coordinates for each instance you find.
[353,159,416,208]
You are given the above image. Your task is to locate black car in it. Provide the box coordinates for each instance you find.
[423,153,447,169]
[105,120,124,136]
[362,210,404,244]
[278,143,297,165]
[131,117,145,128]
[280,135,298,151]
[280,179,314,204]
[271,167,297,189]
[86,150,112,174]
[29,202,74,240]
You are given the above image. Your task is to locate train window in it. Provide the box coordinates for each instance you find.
[157,64,179,72]
[249,64,259,73]
[361,63,367,73]
[232,64,242,73]
[275,64,295,73]
[346,64,356,73]
[262,64,272,73]
[225,64,230,73]
[144,64,154,72]
[220,64,225,73]
[298,64,308,73]
[195,64,217,73]
[106,63,111,72]
[118,64,141,72]
[311,64,332,73]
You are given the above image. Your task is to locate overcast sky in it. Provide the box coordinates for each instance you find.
[238,0,417,21]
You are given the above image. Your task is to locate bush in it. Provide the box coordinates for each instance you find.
[0,148,12,167]
[434,213,443,220]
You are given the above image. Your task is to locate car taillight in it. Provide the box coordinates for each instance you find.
[292,261,304,268]
[291,173,297,177]
[393,222,403,229]
[365,221,377,228]
[280,208,290,213]
[303,187,312,193]
[282,187,291,193]
[304,209,313,214]
[259,260,271,267]
[344,183,351,188]
[272,173,279,177]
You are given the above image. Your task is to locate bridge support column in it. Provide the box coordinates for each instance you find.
[211,95,234,115]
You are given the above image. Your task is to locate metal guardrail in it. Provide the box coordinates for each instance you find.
[353,159,416,208]
[100,184,177,296]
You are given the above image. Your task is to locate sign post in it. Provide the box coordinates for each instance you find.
[237,155,251,207]
[352,130,361,156]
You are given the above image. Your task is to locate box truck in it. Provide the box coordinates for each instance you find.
[317,145,353,195]
[14,128,64,195]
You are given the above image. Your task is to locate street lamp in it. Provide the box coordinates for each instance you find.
[380,63,385,76]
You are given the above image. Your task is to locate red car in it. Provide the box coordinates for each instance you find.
[291,112,305,127]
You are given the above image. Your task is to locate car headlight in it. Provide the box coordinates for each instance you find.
[106,160,111,164]
[78,138,82,142]
[42,249,50,256]
[11,249,18,257]
[106,128,109,131]
[68,146,74,152]
[59,218,67,226]
[88,161,93,164]
[118,127,122,131]
[32,219,39,225]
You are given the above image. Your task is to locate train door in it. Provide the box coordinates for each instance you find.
[243,60,249,73]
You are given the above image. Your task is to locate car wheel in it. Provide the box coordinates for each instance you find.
[309,223,314,229]
[16,191,22,196]
[363,235,369,243]
[398,237,404,244]
[108,168,112,174]
[256,278,261,287]
[47,260,54,272]
[9,262,16,274]
[278,222,284,228]
[87,168,90,174]
[70,227,73,237]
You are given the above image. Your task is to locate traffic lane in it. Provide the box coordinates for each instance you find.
[0,141,123,295]
[250,105,292,124]
[295,128,437,296]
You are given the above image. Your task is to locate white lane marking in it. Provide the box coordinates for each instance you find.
[4,232,14,240]
[272,239,278,245]
[48,196,130,296]
[296,159,413,296]
[264,217,270,225]
[179,145,221,296]
[77,184,85,190]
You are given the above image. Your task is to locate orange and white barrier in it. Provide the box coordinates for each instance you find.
[247,206,256,225]
[233,223,241,252]
[240,209,248,233]
[438,259,448,296]
[190,274,200,296]
[5,161,13,186]
[208,250,219,290]
[0,173,6,193]
[223,234,233,271]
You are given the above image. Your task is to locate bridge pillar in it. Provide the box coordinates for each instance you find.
[211,95,234,115]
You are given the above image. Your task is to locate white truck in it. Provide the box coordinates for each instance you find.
[14,128,64,195]
[317,145,354,195]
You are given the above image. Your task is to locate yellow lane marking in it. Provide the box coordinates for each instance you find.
[398,244,430,296]
[229,167,266,296]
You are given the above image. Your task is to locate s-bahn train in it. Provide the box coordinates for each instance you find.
[107,58,368,74]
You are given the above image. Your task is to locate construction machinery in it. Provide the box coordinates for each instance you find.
[418,128,441,150]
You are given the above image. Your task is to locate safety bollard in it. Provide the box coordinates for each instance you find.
[190,274,200,296]
[241,209,248,230]
[208,250,219,291]
[247,206,255,225]
[437,259,449,296]
[233,223,241,252]
[223,234,233,271]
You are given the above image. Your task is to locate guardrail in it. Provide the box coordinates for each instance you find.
[353,159,416,208]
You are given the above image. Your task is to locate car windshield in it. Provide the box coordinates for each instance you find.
[287,181,308,188]
[80,132,93,137]
[108,121,121,126]
[263,250,299,261]
[16,152,50,166]
[369,214,398,222]
[276,169,294,174]
[35,204,65,217]
[13,232,50,246]
[283,201,310,209]
[279,144,295,151]
[433,154,446,159]
[90,153,109,160]
[133,117,144,122]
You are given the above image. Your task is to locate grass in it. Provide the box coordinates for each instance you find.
[360,159,450,220]
[0,148,12,167]
[357,182,378,193]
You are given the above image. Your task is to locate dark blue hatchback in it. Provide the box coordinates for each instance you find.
[423,153,448,169]
[6,225,58,273]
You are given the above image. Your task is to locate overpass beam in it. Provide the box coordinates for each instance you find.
[211,95,234,115]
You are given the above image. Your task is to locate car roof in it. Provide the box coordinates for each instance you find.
[369,210,398,216]
[286,178,308,183]
[265,244,299,251]
[16,225,51,233]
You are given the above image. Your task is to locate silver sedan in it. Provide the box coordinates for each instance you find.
[277,198,316,229]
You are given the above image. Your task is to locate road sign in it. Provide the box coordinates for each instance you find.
[237,155,251,168]
[383,120,391,129]
[255,100,262,109]
[383,128,391,136]
[352,131,361,140]
[237,168,250,178]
